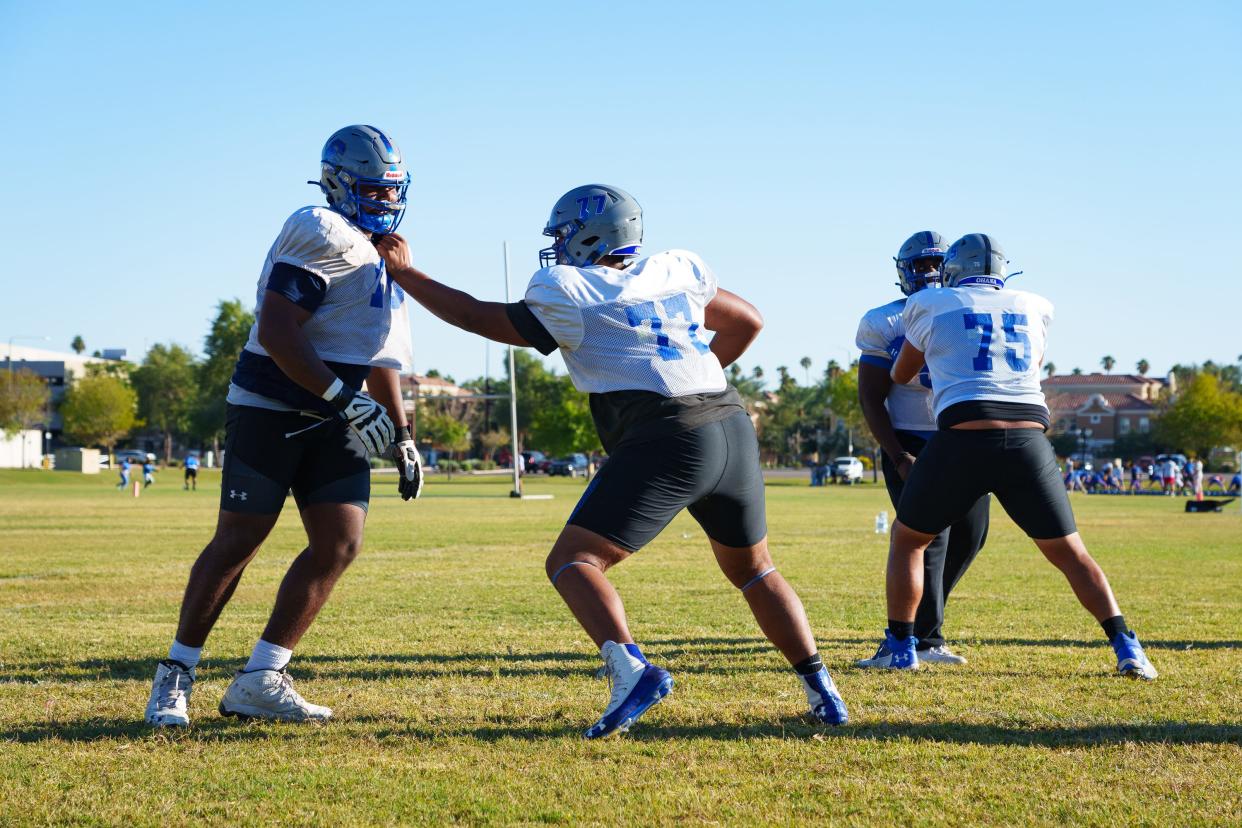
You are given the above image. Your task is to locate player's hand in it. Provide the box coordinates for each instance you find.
[897,452,917,480]
[374,233,413,274]
[389,426,424,501]
[328,386,395,456]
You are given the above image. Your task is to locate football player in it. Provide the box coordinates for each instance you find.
[855,232,988,667]
[871,233,1156,679]
[144,125,425,727]
[375,184,849,736]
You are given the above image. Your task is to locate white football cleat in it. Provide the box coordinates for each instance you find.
[218,668,332,722]
[918,644,968,665]
[144,659,195,727]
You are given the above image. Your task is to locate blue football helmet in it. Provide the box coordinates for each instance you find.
[539,184,643,268]
[894,231,948,295]
[942,233,1009,289]
[315,125,410,235]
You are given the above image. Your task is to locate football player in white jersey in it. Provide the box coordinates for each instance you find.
[376,184,849,736]
[855,231,988,668]
[870,234,1156,680]
[144,126,425,727]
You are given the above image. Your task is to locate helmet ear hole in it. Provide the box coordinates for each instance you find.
[579,236,600,247]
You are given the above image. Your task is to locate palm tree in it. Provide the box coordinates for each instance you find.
[1044,362,1056,379]
[826,359,842,380]
[70,335,86,355]
[799,356,812,385]
[1136,359,1150,376]
[1101,355,1115,373]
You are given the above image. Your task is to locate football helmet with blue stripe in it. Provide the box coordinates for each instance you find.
[316,125,410,236]
[942,233,1009,289]
[894,230,948,295]
[539,184,643,268]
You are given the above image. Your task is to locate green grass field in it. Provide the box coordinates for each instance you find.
[0,468,1238,825]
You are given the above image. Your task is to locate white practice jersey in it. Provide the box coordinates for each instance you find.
[903,286,1053,418]
[241,207,414,371]
[855,298,936,432]
[523,250,727,395]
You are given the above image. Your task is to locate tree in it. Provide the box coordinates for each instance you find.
[192,299,255,452]
[726,363,765,405]
[1156,373,1242,459]
[420,409,470,479]
[61,374,137,455]
[70,335,86,355]
[799,356,812,385]
[1072,367,1083,375]
[478,428,510,461]
[1047,431,1080,459]
[132,344,198,462]
[1044,362,1056,378]
[529,375,600,457]
[1101,355,1116,373]
[1136,359,1150,376]
[0,369,50,466]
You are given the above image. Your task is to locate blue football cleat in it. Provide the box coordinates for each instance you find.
[800,668,849,725]
[585,641,674,739]
[1111,630,1157,680]
[857,630,919,670]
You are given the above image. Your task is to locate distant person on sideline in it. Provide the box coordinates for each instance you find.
[183,453,199,490]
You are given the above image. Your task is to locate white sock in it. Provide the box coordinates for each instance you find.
[602,641,645,678]
[168,640,202,669]
[244,639,293,673]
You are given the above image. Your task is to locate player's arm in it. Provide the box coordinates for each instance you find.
[367,366,424,501]
[704,288,763,367]
[891,340,926,385]
[364,367,407,431]
[258,266,394,455]
[857,361,914,476]
[374,234,531,347]
[256,291,339,396]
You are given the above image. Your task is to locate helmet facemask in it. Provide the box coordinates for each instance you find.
[539,220,583,267]
[896,252,945,295]
[320,165,410,235]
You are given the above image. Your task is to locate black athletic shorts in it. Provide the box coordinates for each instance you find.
[568,410,767,551]
[897,428,1077,540]
[219,404,370,514]
[184,467,198,479]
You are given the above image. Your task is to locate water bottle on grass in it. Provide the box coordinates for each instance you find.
[875,510,889,534]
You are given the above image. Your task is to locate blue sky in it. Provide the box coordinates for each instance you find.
[3,1,1240,383]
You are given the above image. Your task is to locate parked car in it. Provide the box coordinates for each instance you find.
[520,450,548,473]
[549,453,589,477]
[833,456,864,484]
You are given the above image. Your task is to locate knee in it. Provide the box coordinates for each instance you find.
[715,543,775,590]
[198,527,265,573]
[892,521,936,554]
[544,547,603,582]
[316,537,361,571]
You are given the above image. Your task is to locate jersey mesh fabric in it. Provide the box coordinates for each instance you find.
[241,207,414,372]
[523,250,727,396]
[903,286,1053,419]
[855,297,936,431]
